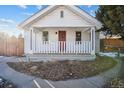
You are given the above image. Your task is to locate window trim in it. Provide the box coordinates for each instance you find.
[75,31,82,42]
[42,31,49,42]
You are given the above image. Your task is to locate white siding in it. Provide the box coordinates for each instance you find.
[66,29,75,42]
[95,32,100,53]
[82,32,90,41]
[35,32,42,53]
[32,6,92,27]
[35,27,90,42]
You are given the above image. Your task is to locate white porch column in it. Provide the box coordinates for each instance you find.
[26,28,33,54]
[93,27,95,54]
[32,27,36,53]
[90,27,95,55]
[30,30,32,51]
[90,28,92,52]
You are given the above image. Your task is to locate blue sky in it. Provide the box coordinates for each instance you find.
[0,5,99,37]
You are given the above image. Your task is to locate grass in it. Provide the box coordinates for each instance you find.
[7,56,117,81]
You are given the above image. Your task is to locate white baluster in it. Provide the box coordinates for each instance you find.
[64,41,65,53]
[79,41,81,53]
[84,41,86,53]
[86,41,88,53]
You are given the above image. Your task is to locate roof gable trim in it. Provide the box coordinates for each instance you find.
[18,5,102,30]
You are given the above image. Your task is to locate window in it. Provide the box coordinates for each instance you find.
[76,31,81,41]
[42,31,48,42]
[60,11,64,18]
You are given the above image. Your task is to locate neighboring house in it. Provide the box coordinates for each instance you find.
[18,5,102,61]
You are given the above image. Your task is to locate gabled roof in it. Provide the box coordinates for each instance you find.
[18,5,102,30]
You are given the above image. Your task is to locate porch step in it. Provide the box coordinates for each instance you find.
[27,54,96,62]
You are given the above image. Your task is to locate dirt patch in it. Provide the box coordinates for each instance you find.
[7,56,117,81]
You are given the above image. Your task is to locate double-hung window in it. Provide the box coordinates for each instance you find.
[42,31,48,43]
[76,31,81,43]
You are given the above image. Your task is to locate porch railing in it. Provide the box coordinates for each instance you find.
[34,41,92,54]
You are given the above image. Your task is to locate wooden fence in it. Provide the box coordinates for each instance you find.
[100,39,124,52]
[0,35,24,56]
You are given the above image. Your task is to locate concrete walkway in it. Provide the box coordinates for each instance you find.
[0,56,121,88]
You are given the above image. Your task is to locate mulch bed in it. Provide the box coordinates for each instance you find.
[7,56,117,81]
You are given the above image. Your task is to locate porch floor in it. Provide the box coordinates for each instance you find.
[26,53,96,62]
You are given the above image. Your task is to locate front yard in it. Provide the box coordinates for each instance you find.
[7,56,117,81]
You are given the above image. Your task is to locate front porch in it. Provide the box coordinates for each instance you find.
[26,27,96,56]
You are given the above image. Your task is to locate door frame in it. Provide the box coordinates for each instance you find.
[58,31,66,52]
[58,31,66,41]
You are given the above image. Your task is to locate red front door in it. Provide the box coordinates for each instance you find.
[58,31,66,52]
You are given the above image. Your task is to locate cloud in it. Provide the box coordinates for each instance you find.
[36,5,43,10]
[0,24,8,27]
[18,5,27,9]
[23,12,34,16]
[0,25,8,30]
[0,27,22,37]
[0,18,21,37]
[90,10,95,16]
[0,18,15,24]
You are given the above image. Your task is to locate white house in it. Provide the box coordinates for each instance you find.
[18,5,102,61]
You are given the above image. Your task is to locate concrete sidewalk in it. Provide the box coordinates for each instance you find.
[0,56,121,88]
[0,62,36,87]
